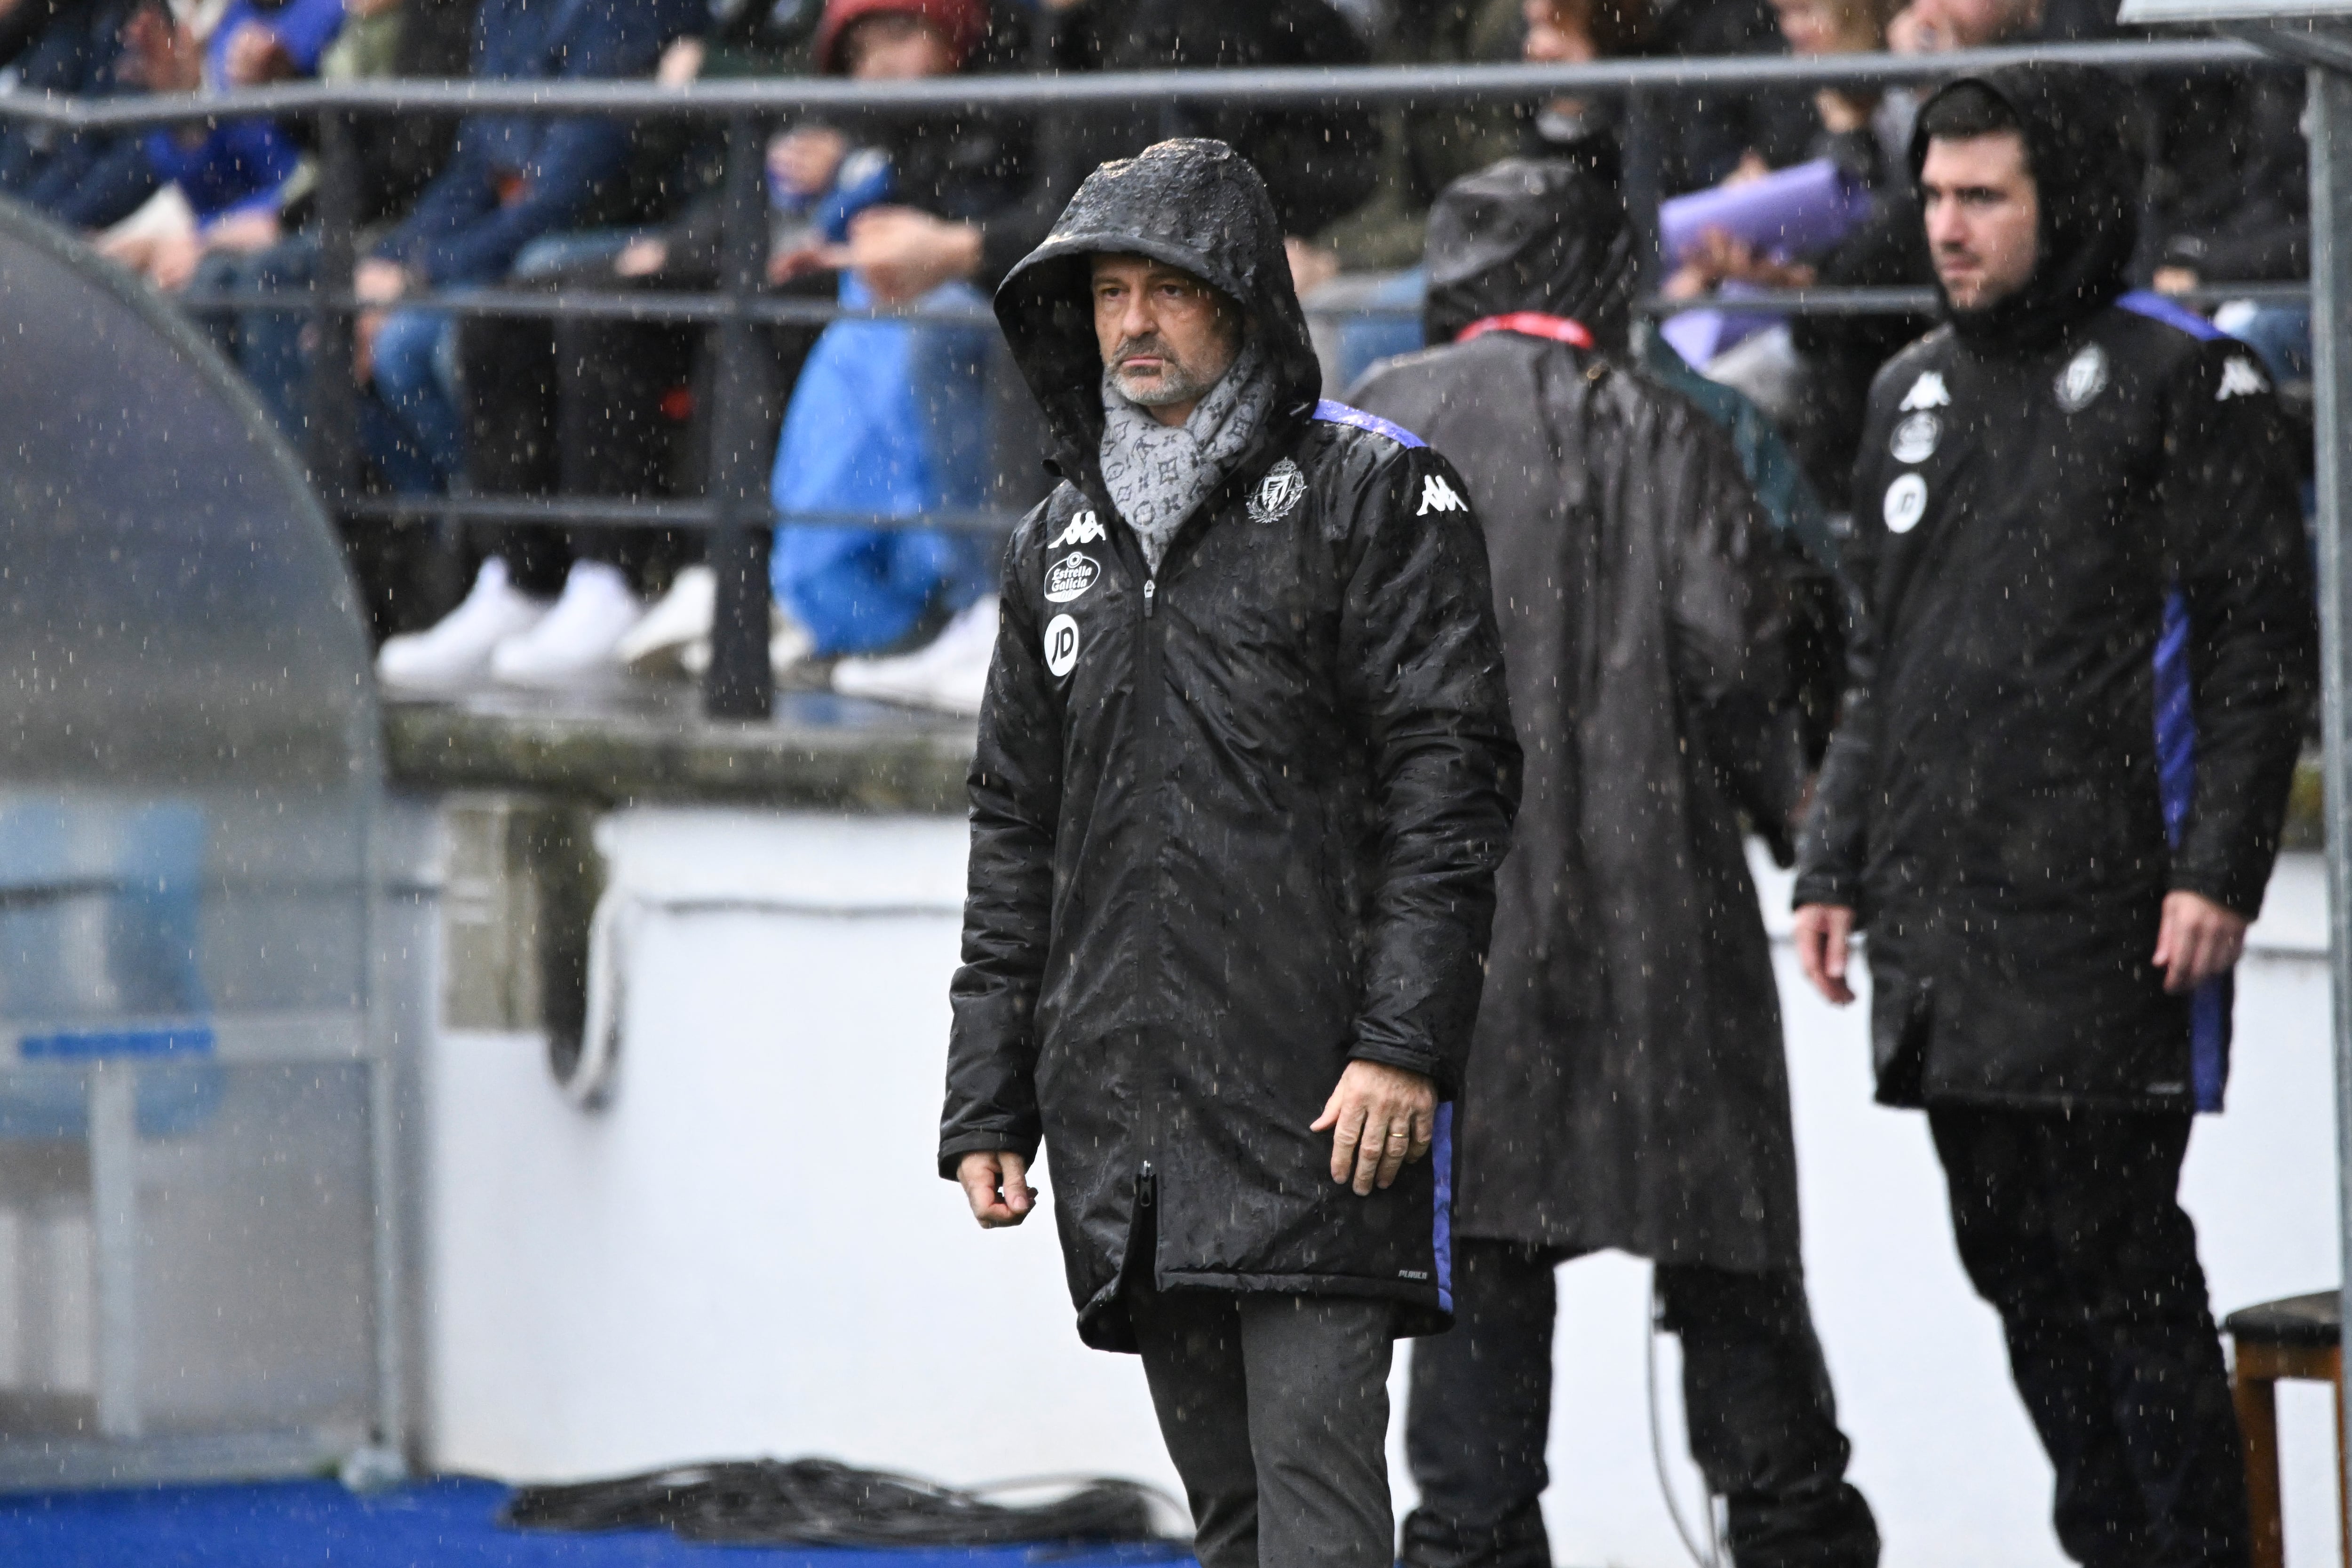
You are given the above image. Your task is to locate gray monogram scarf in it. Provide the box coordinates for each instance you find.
[1097,336,1277,572]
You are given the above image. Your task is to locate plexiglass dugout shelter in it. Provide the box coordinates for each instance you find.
[0,197,398,1485]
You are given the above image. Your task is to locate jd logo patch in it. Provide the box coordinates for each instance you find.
[1418,474,1468,515]
[1248,459,1307,524]
[1051,510,1105,547]
[1883,473,1929,534]
[1043,613,1080,678]
[1045,553,1099,604]
[2055,344,2109,412]
[1889,412,1940,465]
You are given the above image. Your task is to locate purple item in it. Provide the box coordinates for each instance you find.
[1659,281,1778,368]
[1659,157,1873,265]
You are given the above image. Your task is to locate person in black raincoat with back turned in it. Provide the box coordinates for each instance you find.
[1349,158,1878,1568]
[1792,68,2317,1566]
[939,138,1520,1568]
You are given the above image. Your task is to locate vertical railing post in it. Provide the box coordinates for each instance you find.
[1621,87,1665,293]
[308,108,361,514]
[2305,58,2352,1547]
[702,111,776,721]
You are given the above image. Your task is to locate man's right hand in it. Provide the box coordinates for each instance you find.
[1793,903,1857,1006]
[956,1149,1034,1229]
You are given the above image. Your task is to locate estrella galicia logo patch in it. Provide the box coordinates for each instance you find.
[1248,458,1307,524]
[1043,613,1080,678]
[1883,472,1928,534]
[1889,412,1940,465]
[1044,552,1100,604]
[1051,510,1105,547]
[2055,344,2109,412]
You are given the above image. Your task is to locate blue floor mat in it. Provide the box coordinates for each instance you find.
[0,1478,1197,1568]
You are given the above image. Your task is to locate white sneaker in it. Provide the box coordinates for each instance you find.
[831,595,998,716]
[680,604,817,682]
[488,561,645,688]
[615,565,716,679]
[377,558,549,692]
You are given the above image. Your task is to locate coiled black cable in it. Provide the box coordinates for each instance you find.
[501,1457,1189,1551]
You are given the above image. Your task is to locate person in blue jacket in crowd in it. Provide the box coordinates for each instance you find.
[354,0,699,494]
[99,0,346,289]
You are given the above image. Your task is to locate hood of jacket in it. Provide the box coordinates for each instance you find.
[1908,64,2142,355]
[993,137,1322,477]
[1422,157,1639,352]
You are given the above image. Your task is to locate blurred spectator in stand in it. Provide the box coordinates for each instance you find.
[98,0,345,290]
[2145,69,2310,397]
[184,0,477,467]
[992,0,1380,297]
[0,0,154,228]
[349,0,698,507]
[381,0,1030,692]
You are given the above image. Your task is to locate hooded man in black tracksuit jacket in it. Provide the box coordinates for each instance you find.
[1350,158,1879,1568]
[1792,68,2317,1567]
[939,139,1520,1568]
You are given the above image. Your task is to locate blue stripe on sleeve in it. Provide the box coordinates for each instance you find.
[1313,399,1426,450]
[2119,289,2226,342]
[2154,586,2233,1111]
[1432,1101,1454,1314]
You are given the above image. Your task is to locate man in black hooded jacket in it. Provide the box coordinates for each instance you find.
[1350,157,1879,1568]
[1792,68,2316,1566]
[939,138,1520,1568]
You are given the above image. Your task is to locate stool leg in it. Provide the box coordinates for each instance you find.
[2236,1362,2283,1568]
[2334,1348,2346,1568]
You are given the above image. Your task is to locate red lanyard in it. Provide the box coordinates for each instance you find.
[1454,312,1596,349]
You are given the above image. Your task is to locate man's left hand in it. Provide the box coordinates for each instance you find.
[1311,1061,1437,1196]
[2153,889,2249,994]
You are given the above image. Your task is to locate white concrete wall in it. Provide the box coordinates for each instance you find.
[421,808,2343,1568]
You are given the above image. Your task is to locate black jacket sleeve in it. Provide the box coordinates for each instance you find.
[939,509,1062,1177]
[1657,393,1805,863]
[1334,446,1521,1093]
[1791,410,1888,912]
[2160,340,2318,917]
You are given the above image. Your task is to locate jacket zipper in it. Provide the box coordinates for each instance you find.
[1143,578,1155,618]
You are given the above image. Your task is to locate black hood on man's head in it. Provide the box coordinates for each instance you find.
[1908,65,2143,354]
[1423,158,1638,351]
[993,138,1320,466]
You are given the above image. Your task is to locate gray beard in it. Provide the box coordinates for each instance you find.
[1097,336,1276,573]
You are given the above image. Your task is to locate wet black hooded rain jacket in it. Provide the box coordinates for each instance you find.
[1792,68,2317,1114]
[1350,159,1810,1271]
[940,139,1521,1351]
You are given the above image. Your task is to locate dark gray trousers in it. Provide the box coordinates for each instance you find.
[1127,1284,1398,1568]
[1403,1240,1879,1568]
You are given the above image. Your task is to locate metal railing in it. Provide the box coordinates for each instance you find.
[0,36,2288,718]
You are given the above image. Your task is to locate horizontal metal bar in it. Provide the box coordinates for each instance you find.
[1638,279,2312,316]
[0,40,2271,132]
[343,493,1022,534]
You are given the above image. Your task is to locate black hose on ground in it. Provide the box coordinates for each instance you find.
[501,1457,1188,1551]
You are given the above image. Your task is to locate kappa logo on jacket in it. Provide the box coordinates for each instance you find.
[2217,356,2270,401]
[1899,371,1950,412]
[1051,510,1105,547]
[2055,344,2110,412]
[1248,458,1307,524]
[1418,474,1467,515]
